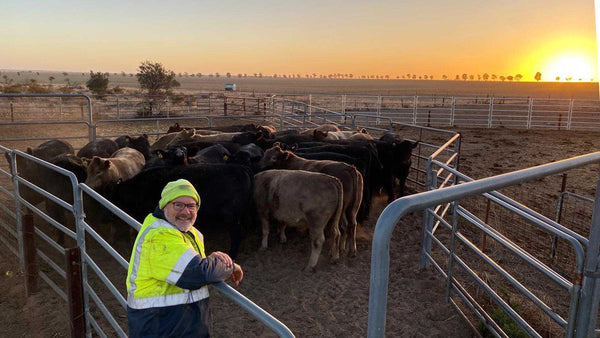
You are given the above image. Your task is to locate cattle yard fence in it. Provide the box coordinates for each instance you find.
[1,93,598,336]
[368,150,600,337]
[0,145,295,337]
[275,93,600,131]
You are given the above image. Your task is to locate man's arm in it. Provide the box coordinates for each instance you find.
[175,254,234,290]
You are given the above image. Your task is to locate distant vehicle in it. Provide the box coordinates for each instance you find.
[225,83,237,91]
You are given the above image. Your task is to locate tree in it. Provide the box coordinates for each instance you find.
[462,73,468,81]
[534,72,542,82]
[482,73,489,81]
[136,61,180,95]
[514,74,523,81]
[48,76,55,84]
[86,71,109,95]
[555,76,561,81]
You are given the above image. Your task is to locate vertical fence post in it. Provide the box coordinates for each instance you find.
[377,95,382,126]
[488,97,493,128]
[66,247,85,337]
[450,97,456,127]
[116,95,120,119]
[575,169,600,336]
[22,214,37,296]
[568,99,574,130]
[10,102,15,122]
[59,97,63,121]
[412,96,418,125]
[527,98,533,129]
[223,98,228,116]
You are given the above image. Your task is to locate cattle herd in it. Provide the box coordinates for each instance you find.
[7,122,418,270]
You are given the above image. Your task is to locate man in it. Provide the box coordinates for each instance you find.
[126,178,243,337]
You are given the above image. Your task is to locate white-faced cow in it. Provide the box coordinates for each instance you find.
[254,169,343,271]
[259,144,363,257]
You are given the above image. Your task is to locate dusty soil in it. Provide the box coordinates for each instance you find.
[2,126,600,337]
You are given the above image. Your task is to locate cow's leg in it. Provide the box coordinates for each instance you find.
[45,198,66,246]
[338,214,349,255]
[279,225,287,244]
[224,213,242,259]
[347,210,358,257]
[305,227,325,271]
[259,216,270,250]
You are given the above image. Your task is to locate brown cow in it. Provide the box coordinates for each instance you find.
[299,123,340,135]
[254,169,343,270]
[315,128,373,141]
[83,147,145,189]
[259,144,363,256]
[150,129,191,152]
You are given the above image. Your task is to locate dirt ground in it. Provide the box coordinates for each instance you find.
[2,126,600,337]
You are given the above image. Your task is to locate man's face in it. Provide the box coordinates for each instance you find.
[163,196,198,232]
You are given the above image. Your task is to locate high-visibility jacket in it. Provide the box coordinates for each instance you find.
[126,209,232,337]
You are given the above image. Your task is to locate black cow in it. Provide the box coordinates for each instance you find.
[77,138,119,158]
[229,143,265,174]
[5,139,74,206]
[189,144,231,164]
[374,138,419,202]
[145,146,189,169]
[90,163,254,258]
[115,134,152,160]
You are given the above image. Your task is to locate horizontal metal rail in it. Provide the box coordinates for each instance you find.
[212,282,295,338]
[83,252,127,309]
[39,270,67,301]
[85,281,127,338]
[36,248,66,280]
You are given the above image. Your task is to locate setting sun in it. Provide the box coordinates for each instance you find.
[542,54,596,81]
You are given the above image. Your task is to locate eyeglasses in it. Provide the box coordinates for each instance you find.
[170,202,200,211]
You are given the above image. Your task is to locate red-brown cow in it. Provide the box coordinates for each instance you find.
[83,147,145,189]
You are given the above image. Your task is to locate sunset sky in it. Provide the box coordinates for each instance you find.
[1,0,598,82]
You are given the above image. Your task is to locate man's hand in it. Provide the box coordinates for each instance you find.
[209,251,232,267]
[230,263,243,286]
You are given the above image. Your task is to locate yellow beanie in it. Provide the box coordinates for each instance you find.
[158,179,201,209]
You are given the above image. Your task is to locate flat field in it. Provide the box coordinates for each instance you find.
[2,69,600,99]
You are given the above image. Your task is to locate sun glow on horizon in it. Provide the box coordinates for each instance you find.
[542,54,596,81]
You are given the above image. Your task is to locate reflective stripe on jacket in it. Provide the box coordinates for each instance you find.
[126,213,208,309]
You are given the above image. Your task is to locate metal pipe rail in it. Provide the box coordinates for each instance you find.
[367,151,600,338]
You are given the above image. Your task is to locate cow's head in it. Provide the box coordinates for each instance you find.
[313,130,328,141]
[259,143,291,170]
[84,156,113,189]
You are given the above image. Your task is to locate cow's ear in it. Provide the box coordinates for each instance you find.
[256,130,264,142]
[103,159,111,169]
[273,142,281,149]
[314,130,327,139]
[142,133,149,139]
[361,128,368,134]
[412,141,419,149]
[26,147,34,155]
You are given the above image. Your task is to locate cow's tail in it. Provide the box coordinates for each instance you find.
[328,176,344,261]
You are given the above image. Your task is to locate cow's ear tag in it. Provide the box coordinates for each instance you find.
[223,155,229,161]
[82,159,89,167]
[158,152,163,159]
